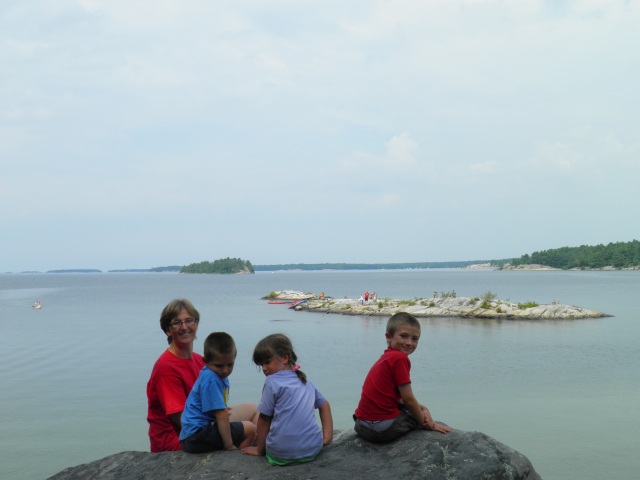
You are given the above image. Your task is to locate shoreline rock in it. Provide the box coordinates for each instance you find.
[48,429,541,480]
[265,291,610,319]
[261,289,316,300]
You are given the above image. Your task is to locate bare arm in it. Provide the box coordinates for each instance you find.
[398,385,451,434]
[398,383,425,424]
[213,409,237,450]
[241,413,272,456]
[318,401,333,445]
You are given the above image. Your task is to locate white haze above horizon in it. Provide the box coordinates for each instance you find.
[1,0,639,272]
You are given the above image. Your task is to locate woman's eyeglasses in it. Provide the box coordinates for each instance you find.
[169,318,198,329]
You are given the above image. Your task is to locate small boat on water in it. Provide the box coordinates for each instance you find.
[288,299,308,309]
[33,301,42,309]
[268,301,289,305]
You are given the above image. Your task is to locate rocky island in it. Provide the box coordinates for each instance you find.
[264,290,609,319]
[48,429,541,480]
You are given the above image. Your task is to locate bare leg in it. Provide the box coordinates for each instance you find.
[238,421,257,449]
[229,402,259,425]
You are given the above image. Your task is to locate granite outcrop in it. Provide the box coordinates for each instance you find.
[266,291,609,319]
[49,429,541,480]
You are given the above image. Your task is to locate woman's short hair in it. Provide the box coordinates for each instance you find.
[159,298,200,344]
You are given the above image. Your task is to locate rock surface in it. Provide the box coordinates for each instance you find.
[48,429,541,480]
[265,291,610,319]
[304,296,609,319]
[262,289,317,300]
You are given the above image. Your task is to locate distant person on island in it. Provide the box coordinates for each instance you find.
[364,291,369,302]
[241,334,333,465]
[180,332,257,452]
[353,312,451,442]
[146,299,257,452]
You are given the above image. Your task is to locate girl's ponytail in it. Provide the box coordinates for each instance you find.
[293,363,307,384]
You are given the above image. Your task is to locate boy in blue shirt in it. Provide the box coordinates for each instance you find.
[180,332,256,452]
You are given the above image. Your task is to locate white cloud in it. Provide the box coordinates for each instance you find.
[386,133,418,167]
[470,160,498,175]
[527,127,638,179]
[2,0,640,269]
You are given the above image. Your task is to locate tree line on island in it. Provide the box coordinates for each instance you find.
[508,239,640,270]
[180,257,255,274]
[178,240,640,273]
[27,239,639,274]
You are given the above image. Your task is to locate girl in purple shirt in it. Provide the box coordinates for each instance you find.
[241,334,333,465]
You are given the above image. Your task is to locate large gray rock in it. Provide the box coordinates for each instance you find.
[48,429,541,480]
[262,290,609,319]
[303,296,609,319]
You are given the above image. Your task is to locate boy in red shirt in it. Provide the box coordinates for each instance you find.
[354,312,451,442]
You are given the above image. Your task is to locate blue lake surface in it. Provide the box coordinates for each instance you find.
[1,269,639,479]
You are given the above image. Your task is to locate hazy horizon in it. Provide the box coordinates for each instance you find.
[3,1,639,272]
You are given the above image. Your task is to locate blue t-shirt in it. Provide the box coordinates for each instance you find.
[179,366,229,441]
[258,370,326,460]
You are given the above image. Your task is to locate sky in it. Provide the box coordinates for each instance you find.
[1,0,639,272]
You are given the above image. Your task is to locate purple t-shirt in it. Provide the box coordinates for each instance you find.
[258,370,326,460]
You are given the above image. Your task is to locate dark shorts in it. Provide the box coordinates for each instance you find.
[354,407,420,443]
[180,421,245,453]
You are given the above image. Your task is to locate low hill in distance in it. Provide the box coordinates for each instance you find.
[108,266,182,273]
[180,257,254,274]
[508,239,640,270]
[253,260,494,271]
[10,240,639,274]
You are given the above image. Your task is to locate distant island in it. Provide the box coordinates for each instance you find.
[264,290,610,319]
[47,269,102,274]
[253,260,495,271]
[180,257,254,274]
[506,240,640,270]
[109,266,182,273]
[8,239,640,274]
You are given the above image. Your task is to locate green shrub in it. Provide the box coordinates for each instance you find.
[267,291,278,299]
[518,301,539,309]
[398,300,416,306]
[482,291,497,302]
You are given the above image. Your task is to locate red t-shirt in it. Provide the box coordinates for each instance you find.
[146,349,204,452]
[355,347,412,421]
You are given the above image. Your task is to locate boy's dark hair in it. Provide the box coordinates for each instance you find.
[159,298,200,345]
[204,332,236,362]
[386,312,421,336]
[252,333,307,383]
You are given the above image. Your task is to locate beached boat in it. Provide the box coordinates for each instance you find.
[288,299,308,309]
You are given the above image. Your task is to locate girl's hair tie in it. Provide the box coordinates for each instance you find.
[293,364,301,371]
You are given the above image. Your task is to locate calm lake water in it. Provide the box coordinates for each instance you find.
[1,270,638,479]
